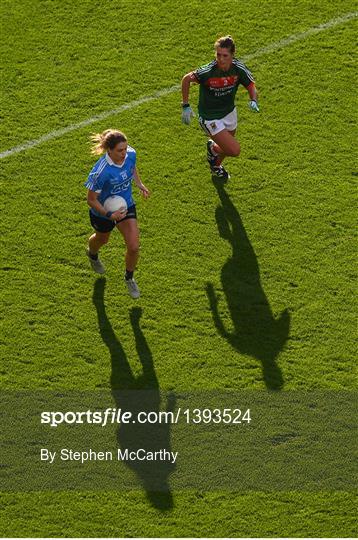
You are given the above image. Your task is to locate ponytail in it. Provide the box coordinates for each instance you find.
[90,129,127,155]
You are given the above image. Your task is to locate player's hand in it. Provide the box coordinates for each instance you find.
[181,105,195,125]
[111,209,127,221]
[139,185,150,199]
[249,100,259,112]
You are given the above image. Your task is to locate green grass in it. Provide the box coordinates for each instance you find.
[0,0,357,536]
[0,492,356,538]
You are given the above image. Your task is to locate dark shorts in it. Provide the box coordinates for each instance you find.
[89,205,137,233]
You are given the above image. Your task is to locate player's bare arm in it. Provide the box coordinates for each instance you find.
[133,166,150,198]
[181,72,198,104]
[87,189,107,217]
[181,72,197,124]
[247,81,259,112]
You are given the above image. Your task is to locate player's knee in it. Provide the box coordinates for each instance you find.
[232,146,241,157]
[222,143,240,157]
[229,143,241,157]
[98,234,110,245]
[127,243,139,255]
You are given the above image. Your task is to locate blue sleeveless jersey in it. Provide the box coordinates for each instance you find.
[85,147,136,218]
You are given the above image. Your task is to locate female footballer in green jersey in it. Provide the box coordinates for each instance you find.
[181,35,259,180]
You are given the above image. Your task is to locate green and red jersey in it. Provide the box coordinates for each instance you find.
[193,59,255,120]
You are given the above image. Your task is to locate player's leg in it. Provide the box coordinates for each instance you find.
[88,231,111,255]
[118,219,139,273]
[211,129,240,158]
[218,108,239,159]
[87,231,110,274]
[209,129,239,161]
[212,128,237,157]
[116,213,140,298]
[87,212,115,274]
[207,130,239,180]
[203,109,239,179]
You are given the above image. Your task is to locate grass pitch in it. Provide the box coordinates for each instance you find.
[0,0,357,537]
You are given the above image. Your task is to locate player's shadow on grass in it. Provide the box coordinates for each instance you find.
[93,278,175,511]
[206,178,290,390]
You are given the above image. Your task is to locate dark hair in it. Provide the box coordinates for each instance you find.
[214,35,235,54]
[90,129,127,155]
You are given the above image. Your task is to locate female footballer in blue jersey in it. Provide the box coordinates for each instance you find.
[181,35,259,180]
[85,129,150,299]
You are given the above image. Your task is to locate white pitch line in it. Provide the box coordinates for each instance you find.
[0,85,180,160]
[1,11,356,160]
[243,11,357,62]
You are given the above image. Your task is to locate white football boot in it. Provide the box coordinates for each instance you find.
[86,248,105,275]
[125,278,140,299]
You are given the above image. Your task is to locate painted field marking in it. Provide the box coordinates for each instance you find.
[1,11,356,160]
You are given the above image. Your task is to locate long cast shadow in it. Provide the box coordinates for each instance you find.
[92,278,175,510]
[206,178,290,390]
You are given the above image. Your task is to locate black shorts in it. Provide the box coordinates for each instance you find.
[89,206,137,233]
